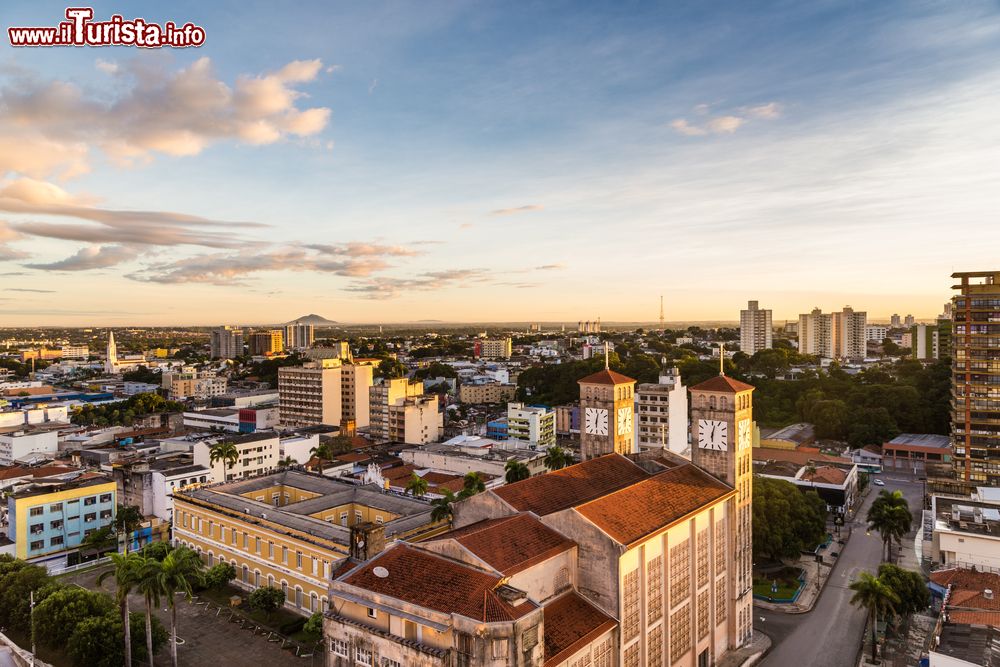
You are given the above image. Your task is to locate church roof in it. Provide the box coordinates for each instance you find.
[689,375,755,393]
[577,368,636,386]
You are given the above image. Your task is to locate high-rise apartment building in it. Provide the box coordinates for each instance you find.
[278,360,342,427]
[891,313,902,328]
[474,337,513,359]
[340,361,374,429]
[905,314,916,327]
[284,322,315,350]
[369,378,430,443]
[505,402,556,449]
[739,300,772,355]
[636,366,689,454]
[210,326,244,359]
[797,307,866,361]
[249,330,284,356]
[865,325,888,342]
[911,324,943,361]
[952,271,1000,485]
[797,308,834,358]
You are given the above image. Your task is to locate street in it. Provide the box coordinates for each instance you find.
[759,474,925,667]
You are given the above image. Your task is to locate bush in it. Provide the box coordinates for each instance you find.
[279,617,306,635]
[248,586,286,620]
[140,540,173,561]
[66,611,168,667]
[303,611,323,638]
[203,562,237,589]
[33,587,115,648]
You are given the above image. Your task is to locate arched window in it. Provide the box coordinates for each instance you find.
[709,396,717,409]
[321,597,328,612]
[295,587,303,608]
[310,592,318,612]
[720,396,728,410]
[254,570,260,587]
[241,565,249,584]
[207,552,214,567]
[267,574,274,589]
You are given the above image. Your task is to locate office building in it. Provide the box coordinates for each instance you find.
[210,326,244,360]
[172,471,448,618]
[739,300,772,355]
[370,378,424,442]
[369,378,441,445]
[249,330,284,356]
[192,431,282,483]
[636,366,689,455]
[951,271,1000,485]
[474,337,513,359]
[59,345,89,360]
[279,360,342,427]
[7,476,116,567]
[505,402,556,450]
[340,362,374,429]
[284,322,315,350]
[579,359,636,461]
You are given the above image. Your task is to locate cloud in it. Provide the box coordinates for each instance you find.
[26,244,140,271]
[670,101,780,137]
[0,57,331,177]
[368,79,378,94]
[345,269,491,299]
[5,288,55,293]
[95,59,119,75]
[488,205,544,216]
[536,263,565,270]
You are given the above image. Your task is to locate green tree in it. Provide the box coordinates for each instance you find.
[302,611,324,639]
[504,460,531,484]
[876,563,930,623]
[134,555,164,664]
[156,546,204,667]
[141,540,173,562]
[97,552,143,667]
[115,504,144,553]
[430,489,456,523]
[543,445,569,471]
[66,611,167,667]
[752,477,828,561]
[0,558,59,634]
[849,571,900,661]
[248,586,286,620]
[209,441,239,477]
[867,490,913,563]
[458,471,486,499]
[203,562,237,589]
[404,473,429,497]
[848,407,900,447]
[309,441,334,475]
[81,525,117,555]
[33,587,116,648]
[277,455,296,468]
[376,358,407,379]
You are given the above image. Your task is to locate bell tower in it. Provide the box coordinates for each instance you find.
[690,371,755,648]
[578,350,636,460]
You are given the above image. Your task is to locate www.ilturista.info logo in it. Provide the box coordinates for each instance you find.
[8,7,206,48]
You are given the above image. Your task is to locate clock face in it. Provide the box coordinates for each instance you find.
[585,408,609,436]
[738,420,751,451]
[617,407,633,436]
[698,419,728,451]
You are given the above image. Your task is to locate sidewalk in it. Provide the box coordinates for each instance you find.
[754,529,849,614]
[717,630,772,667]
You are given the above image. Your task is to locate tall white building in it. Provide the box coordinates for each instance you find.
[284,322,315,350]
[506,402,556,449]
[836,306,867,361]
[210,326,244,359]
[739,300,772,355]
[798,308,834,358]
[278,360,342,427]
[636,366,689,455]
[798,306,867,361]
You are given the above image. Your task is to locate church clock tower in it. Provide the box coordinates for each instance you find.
[690,370,755,648]
[578,352,636,461]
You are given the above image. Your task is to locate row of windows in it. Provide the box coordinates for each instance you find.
[29,510,110,534]
[27,493,113,518]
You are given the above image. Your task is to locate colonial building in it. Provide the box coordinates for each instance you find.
[579,360,636,461]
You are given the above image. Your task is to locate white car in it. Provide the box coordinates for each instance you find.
[873,478,885,486]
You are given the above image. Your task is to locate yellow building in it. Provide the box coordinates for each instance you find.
[172,470,448,616]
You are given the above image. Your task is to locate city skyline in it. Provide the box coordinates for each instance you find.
[2,1,1000,326]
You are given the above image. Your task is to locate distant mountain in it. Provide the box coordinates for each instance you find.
[286,314,338,325]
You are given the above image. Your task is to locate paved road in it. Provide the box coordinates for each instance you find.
[759,475,925,667]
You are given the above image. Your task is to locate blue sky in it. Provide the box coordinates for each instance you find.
[1,0,998,325]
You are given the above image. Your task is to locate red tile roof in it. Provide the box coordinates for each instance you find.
[493,454,649,516]
[690,375,755,393]
[753,447,846,466]
[342,544,538,623]
[381,465,417,481]
[575,464,734,546]
[543,592,617,666]
[949,611,1000,628]
[801,466,848,485]
[435,514,576,575]
[931,568,1000,613]
[577,368,636,386]
[422,471,461,484]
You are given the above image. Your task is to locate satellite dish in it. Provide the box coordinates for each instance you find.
[373,566,389,578]
[358,540,365,549]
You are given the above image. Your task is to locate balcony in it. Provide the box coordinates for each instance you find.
[325,612,448,665]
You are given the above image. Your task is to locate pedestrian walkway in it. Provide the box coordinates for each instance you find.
[718,630,772,667]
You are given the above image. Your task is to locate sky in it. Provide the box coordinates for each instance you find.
[1,0,999,326]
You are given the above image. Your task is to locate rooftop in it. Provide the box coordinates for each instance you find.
[764,422,815,444]
[689,375,755,394]
[577,368,636,386]
[933,623,1000,666]
[887,433,952,449]
[800,465,848,486]
[543,592,617,666]
[432,513,576,575]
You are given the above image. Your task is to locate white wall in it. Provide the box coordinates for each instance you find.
[0,430,59,465]
[280,434,320,464]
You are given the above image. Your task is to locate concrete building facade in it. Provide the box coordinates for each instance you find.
[636,367,688,455]
[739,301,772,355]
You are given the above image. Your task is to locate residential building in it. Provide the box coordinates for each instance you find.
[183,406,279,433]
[210,325,244,360]
[891,314,902,328]
[279,360,342,427]
[341,362,374,429]
[387,396,442,445]
[636,366,688,455]
[927,491,1000,570]
[306,342,353,362]
[835,306,867,360]
[114,457,212,522]
[7,476,116,567]
[457,381,517,404]
[951,271,1000,485]
[905,314,916,327]
[284,322,315,350]
[579,360,636,460]
[171,471,448,617]
[369,378,424,443]
[192,431,282,482]
[882,433,952,472]
[865,325,888,342]
[739,300,772,355]
[912,322,950,361]
[163,368,228,400]
[473,337,513,359]
[59,345,89,360]
[249,330,284,355]
[0,427,59,465]
[400,436,546,478]
[797,308,834,358]
[798,307,866,360]
[506,402,556,450]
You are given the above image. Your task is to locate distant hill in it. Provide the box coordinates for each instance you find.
[286,314,338,325]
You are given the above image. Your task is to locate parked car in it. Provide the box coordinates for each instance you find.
[873,478,885,486]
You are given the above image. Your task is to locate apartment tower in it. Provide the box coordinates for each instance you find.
[739,301,773,355]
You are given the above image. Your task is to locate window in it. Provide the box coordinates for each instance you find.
[30,540,44,551]
[647,625,663,665]
[50,536,64,547]
[555,567,571,593]
[340,512,348,527]
[231,528,237,545]
[330,639,348,657]
[366,607,377,619]
[84,513,96,522]
[355,510,363,524]
[99,493,112,503]
[29,523,44,535]
[295,587,303,608]
[697,589,710,638]
[715,577,728,625]
[491,638,509,659]
[697,528,710,587]
[381,659,401,667]
[243,533,248,549]
[281,581,288,600]
[255,537,261,554]
[647,555,663,624]
[242,565,249,584]
[29,507,44,517]
[592,639,613,667]
[296,551,303,569]
[99,510,113,520]
[254,570,260,587]
[282,546,288,564]
[268,541,274,559]
[716,519,727,572]
[310,592,318,612]
[670,603,691,662]
[623,643,639,667]
[355,646,372,667]
[403,620,417,640]
[521,625,538,650]
[670,539,691,606]
[622,568,640,641]
[84,497,97,506]
[49,503,63,513]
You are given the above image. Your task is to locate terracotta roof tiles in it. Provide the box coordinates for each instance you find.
[543,592,617,666]
[434,514,576,575]
[690,375,755,393]
[577,368,636,386]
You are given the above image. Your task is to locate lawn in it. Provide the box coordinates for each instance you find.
[753,565,805,600]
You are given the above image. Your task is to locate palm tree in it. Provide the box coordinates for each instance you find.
[504,460,530,484]
[97,552,141,667]
[404,473,429,497]
[135,555,164,666]
[430,489,456,524]
[849,571,900,661]
[866,490,913,563]
[209,441,239,479]
[115,504,144,553]
[544,445,568,471]
[458,471,486,499]
[309,441,334,476]
[276,456,296,469]
[157,546,204,667]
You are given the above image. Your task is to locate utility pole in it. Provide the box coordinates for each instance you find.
[30,590,36,667]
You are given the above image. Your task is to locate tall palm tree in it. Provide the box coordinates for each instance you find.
[458,471,486,499]
[504,460,530,484]
[97,552,141,667]
[867,490,913,563]
[430,489,456,524]
[135,555,164,666]
[404,473,429,497]
[209,441,239,479]
[156,546,205,667]
[276,455,296,468]
[544,446,568,471]
[849,571,900,661]
[309,441,334,476]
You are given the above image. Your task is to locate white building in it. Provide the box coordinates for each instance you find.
[636,367,689,455]
[152,464,213,522]
[182,407,279,433]
[284,322,315,350]
[0,405,69,429]
[59,345,89,360]
[798,306,867,361]
[192,432,281,483]
[928,492,1000,570]
[865,324,888,342]
[279,433,321,465]
[739,300,773,355]
[278,360,342,426]
[506,402,556,450]
[0,428,59,465]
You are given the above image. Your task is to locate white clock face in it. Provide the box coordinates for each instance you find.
[738,420,751,451]
[698,419,728,451]
[585,408,609,436]
[617,407,633,436]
